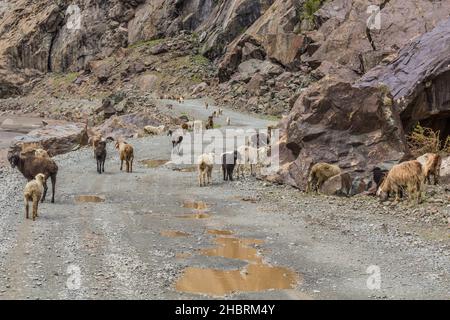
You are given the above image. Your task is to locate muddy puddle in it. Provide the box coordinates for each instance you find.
[140,159,169,168]
[75,195,106,203]
[207,229,234,236]
[182,200,209,211]
[177,213,210,219]
[160,230,190,237]
[175,235,300,296]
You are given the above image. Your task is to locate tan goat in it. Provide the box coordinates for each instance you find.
[421,153,441,185]
[115,141,134,173]
[377,160,424,205]
[307,163,341,193]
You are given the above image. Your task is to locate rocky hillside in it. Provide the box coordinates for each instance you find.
[1,0,450,189]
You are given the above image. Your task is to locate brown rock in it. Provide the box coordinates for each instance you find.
[9,123,88,157]
[320,173,352,196]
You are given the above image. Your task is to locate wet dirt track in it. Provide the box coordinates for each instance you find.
[0,100,448,299]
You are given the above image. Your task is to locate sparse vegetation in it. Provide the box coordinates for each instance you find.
[301,0,327,22]
[128,38,165,49]
[407,123,449,156]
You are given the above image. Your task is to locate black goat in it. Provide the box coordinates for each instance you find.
[95,140,107,174]
[222,151,239,181]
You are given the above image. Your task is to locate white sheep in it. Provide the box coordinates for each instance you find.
[144,125,166,135]
[198,153,215,186]
[23,173,46,221]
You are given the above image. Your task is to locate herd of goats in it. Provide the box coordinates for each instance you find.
[5,100,444,221]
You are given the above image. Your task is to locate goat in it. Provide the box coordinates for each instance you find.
[115,141,134,173]
[307,163,341,193]
[377,160,424,205]
[198,153,214,186]
[420,153,441,185]
[8,152,58,203]
[23,173,46,221]
[222,151,239,181]
[205,116,214,130]
[372,167,389,190]
[193,120,204,134]
[144,125,166,135]
[95,140,107,174]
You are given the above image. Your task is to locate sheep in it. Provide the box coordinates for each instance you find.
[226,117,231,126]
[236,145,257,178]
[23,173,46,221]
[236,145,270,178]
[377,160,424,205]
[95,140,107,174]
[307,163,341,194]
[198,153,214,186]
[205,116,214,130]
[420,153,441,185]
[193,120,204,134]
[144,125,166,135]
[115,140,134,173]
[222,150,239,181]
[8,152,58,203]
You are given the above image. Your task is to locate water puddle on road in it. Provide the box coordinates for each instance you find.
[176,213,210,219]
[160,230,190,238]
[207,229,234,236]
[175,236,300,296]
[140,159,169,168]
[75,195,105,203]
[182,200,208,211]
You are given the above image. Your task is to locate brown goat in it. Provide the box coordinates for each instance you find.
[307,163,341,193]
[421,153,441,185]
[115,141,134,173]
[8,152,58,203]
[377,160,424,205]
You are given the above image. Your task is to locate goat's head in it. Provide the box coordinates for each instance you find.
[7,153,20,168]
[376,179,389,201]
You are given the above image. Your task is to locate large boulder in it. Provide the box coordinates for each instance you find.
[270,17,450,191]
[9,123,88,157]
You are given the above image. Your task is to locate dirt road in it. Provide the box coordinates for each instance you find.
[0,100,448,299]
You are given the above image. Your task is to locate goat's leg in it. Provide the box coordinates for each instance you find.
[51,175,56,204]
[25,198,29,219]
[228,168,234,181]
[130,159,133,173]
[42,181,48,203]
[120,159,123,171]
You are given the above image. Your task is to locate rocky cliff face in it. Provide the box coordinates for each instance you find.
[1,0,450,190]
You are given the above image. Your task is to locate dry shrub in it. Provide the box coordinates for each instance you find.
[406,123,442,157]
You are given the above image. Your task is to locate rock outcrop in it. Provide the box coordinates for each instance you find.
[271,17,450,190]
[9,123,88,157]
